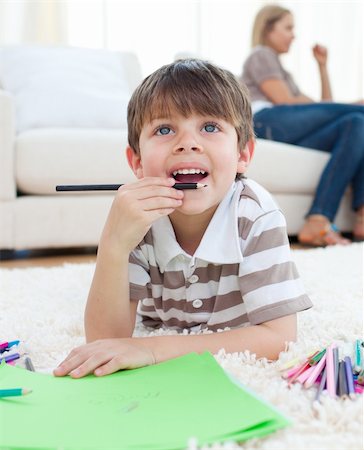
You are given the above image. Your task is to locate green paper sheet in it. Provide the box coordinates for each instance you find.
[0,352,289,450]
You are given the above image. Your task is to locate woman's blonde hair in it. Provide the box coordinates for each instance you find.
[251,4,291,47]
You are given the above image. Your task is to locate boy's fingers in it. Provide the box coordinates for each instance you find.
[119,185,184,202]
[121,177,175,191]
[54,356,81,376]
[141,197,183,212]
[54,349,93,376]
[68,353,112,378]
[94,349,154,376]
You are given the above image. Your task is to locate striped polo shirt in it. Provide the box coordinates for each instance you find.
[129,179,312,332]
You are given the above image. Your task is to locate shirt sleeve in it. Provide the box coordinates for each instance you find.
[129,244,151,301]
[245,47,284,85]
[238,209,313,325]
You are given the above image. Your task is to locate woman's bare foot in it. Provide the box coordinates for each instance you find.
[298,215,351,247]
[353,206,364,241]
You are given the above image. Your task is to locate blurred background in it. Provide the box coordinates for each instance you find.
[0,0,363,102]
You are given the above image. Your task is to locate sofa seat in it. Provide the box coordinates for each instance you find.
[16,128,135,194]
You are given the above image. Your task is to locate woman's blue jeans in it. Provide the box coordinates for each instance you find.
[254,103,364,221]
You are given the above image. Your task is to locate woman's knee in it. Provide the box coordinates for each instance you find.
[339,112,364,135]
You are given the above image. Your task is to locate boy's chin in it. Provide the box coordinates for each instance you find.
[171,200,218,217]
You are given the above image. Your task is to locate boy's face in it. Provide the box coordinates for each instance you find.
[127,112,253,216]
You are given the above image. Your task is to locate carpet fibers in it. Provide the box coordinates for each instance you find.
[0,244,363,449]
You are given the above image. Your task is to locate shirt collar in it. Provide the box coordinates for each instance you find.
[152,181,244,271]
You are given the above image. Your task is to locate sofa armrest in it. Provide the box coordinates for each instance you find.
[0,89,16,200]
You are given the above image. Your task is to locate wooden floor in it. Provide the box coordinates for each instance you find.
[0,247,97,268]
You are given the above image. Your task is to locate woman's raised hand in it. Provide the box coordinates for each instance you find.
[312,44,328,66]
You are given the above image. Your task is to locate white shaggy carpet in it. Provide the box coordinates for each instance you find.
[0,244,363,450]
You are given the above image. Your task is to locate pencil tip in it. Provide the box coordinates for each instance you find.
[23,389,32,396]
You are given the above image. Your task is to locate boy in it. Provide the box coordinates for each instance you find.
[54,59,312,378]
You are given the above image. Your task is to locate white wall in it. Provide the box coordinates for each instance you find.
[1,0,363,102]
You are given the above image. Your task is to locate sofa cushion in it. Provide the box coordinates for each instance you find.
[247,139,330,194]
[16,128,136,194]
[17,133,331,196]
[0,45,130,133]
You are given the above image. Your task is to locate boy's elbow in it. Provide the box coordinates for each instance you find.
[262,314,297,360]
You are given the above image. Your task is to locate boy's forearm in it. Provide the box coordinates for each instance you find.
[84,246,133,341]
[138,317,297,363]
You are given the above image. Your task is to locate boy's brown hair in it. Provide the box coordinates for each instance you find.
[127,59,254,156]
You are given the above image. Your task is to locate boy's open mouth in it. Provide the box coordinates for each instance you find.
[171,168,209,184]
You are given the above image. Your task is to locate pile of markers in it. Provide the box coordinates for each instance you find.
[280,340,364,402]
[0,339,35,399]
[0,339,35,371]
[0,339,20,364]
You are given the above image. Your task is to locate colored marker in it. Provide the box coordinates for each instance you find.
[305,354,327,389]
[0,353,20,364]
[338,361,348,398]
[333,347,339,395]
[314,367,327,403]
[25,357,35,372]
[287,362,311,385]
[326,344,336,398]
[279,349,318,371]
[357,369,364,385]
[56,183,207,191]
[309,349,326,366]
[296,364,317,384]
[354,339,362,373]
[344,356,355,399]
[0,340,20,353]
[0,388,32,398]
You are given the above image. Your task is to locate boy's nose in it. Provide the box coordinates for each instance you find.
[173,135,203,153]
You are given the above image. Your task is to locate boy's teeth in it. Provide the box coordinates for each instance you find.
[172,169,206,176]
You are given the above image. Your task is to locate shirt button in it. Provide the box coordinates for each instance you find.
[188,274,199,284]
[192,299,203,309]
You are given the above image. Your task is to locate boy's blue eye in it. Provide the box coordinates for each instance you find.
[204,123,218,133]
[157,126,171,135]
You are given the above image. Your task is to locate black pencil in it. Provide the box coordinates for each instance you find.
[56,183,207,192]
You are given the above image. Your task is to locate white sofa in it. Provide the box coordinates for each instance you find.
[0,50,354,251]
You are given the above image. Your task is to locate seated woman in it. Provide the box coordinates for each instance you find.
[241,4,364,246]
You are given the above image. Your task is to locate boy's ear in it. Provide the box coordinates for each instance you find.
[237,139,255,174]
[126,145,144,179]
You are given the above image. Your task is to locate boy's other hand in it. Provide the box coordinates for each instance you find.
[101,177,184,255]
[53,338,156,378]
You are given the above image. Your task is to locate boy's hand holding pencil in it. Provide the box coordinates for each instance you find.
[100,177,184,255]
